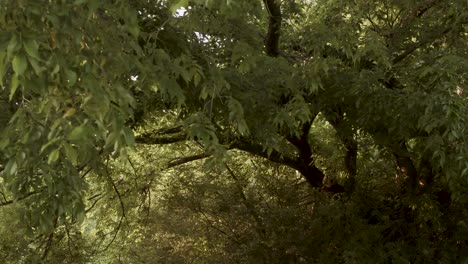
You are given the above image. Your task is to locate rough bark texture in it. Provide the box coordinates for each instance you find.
[263,0,282,57]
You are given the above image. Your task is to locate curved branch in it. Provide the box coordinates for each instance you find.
[286,122,325,187]
[225,164,266,235]
[322,109,357,191]
[230,139,301,171]
[101,160,126,253]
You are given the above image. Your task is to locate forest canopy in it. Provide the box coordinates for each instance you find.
[0,0,467,262]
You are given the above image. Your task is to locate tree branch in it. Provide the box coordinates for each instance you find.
[323,109,357,191]
[0,190,43,207]
[225,164,266,236]
[286,122,325,187]
[135,125,186,145]
[263,0,282,57]
[390,142,420,194]
[101,160,126,253]
[392,24,454,64]
[166,153,210,169]
[135,132,187,145]
[230,139,301,172]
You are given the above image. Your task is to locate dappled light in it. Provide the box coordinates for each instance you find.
[0,0,467,262]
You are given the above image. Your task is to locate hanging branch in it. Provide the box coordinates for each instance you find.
[225,164,266,236]
[100,160,127,253]
[0,190,43,207]
[41,217,58,261]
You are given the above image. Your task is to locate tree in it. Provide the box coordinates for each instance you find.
[0,0,467,262]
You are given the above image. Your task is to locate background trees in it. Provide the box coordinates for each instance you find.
[0,0,467,262]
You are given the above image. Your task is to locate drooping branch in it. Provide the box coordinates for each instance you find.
[263,0,282,57]
[198,207,242,245]
[41,217,58,261]
[101,161,126,253]
[226,164,266,236]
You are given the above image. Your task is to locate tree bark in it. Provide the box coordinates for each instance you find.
[263,0,282,57]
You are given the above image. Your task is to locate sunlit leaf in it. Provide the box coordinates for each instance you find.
[12,54,27,75]
[48,148,60,164]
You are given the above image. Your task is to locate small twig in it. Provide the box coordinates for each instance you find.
[41,217,58,261]
[0,190,8,203]
[0,190,43,207]
[100,160,126,252]
[225,164,266,236]
[85,194,104,213]
[197,207,241,244]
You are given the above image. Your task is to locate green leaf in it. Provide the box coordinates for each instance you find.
[68,126,86,141]
[40,137,62,154]
[65,69,77,86]
[9,74,19,101]
[63,108,76,118]
[5,159,18,176]
[63,143,78,165]
[73,0,87,5]
[23,39,40,60]
[0,136,9,149]
[12,54,28,75]
[48,148,60,164]
[51,63,60,75]
[105,131,118,149]
[0,51,7,83]
[28,57,44,75]
[122,127,135,146]
[6,35,18,58]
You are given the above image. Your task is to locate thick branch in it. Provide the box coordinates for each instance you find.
[166,153,210,169]
[135,132,187,145]
[230,139,301,171]
[286,122,325,187]
[135,125,186,145]
[263,0,282,57]
[323,109,357,191]
[391,142,419,194]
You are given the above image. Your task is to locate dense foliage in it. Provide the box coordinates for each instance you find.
[0,0,467,262]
